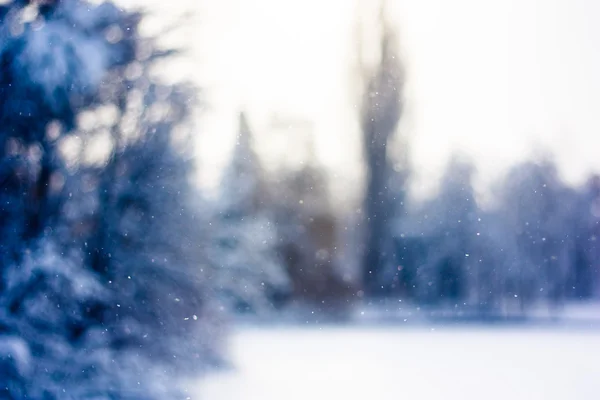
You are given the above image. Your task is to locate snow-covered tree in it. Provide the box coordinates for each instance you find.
[0,0,137,270]
[390,155,600,315]
[497,160,575,311]
[396,156,479,305]
[0,242,186,399]
[70,81,225,371]
[568,175,600,299]
[0,1,223,398]
[211,112,290,313]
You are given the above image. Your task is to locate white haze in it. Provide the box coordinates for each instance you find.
[118,0,600,202]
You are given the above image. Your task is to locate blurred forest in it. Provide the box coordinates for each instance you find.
[1,0,600,398]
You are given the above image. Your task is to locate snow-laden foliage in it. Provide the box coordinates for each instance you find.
[347,3,600,314]
[0,0,135,142]
[394,157,479,304]
[388,154,600,315]
[0,243,164,399]
[0,1,223,398]
[211,113,290,313]
[0,242,217,399]
[0,0,138,269]
[569,176,600,298]
[495,161,572,308]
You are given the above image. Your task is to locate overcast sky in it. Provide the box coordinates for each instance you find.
[120,0,600,201]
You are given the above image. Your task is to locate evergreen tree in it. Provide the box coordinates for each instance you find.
[398,156,478,305]
[570,175,600,299]
[0,0,137,271]
[498,160,574,312]
[0,1,223,397]
[212,112,290,313]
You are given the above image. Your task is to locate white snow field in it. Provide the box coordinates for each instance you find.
[193,325,600,400]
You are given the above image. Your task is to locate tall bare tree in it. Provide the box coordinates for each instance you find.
[356,2,405,295]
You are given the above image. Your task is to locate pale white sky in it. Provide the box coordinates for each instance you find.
[120,0,600,201]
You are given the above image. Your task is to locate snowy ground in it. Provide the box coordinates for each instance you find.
[192,324,600,400]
